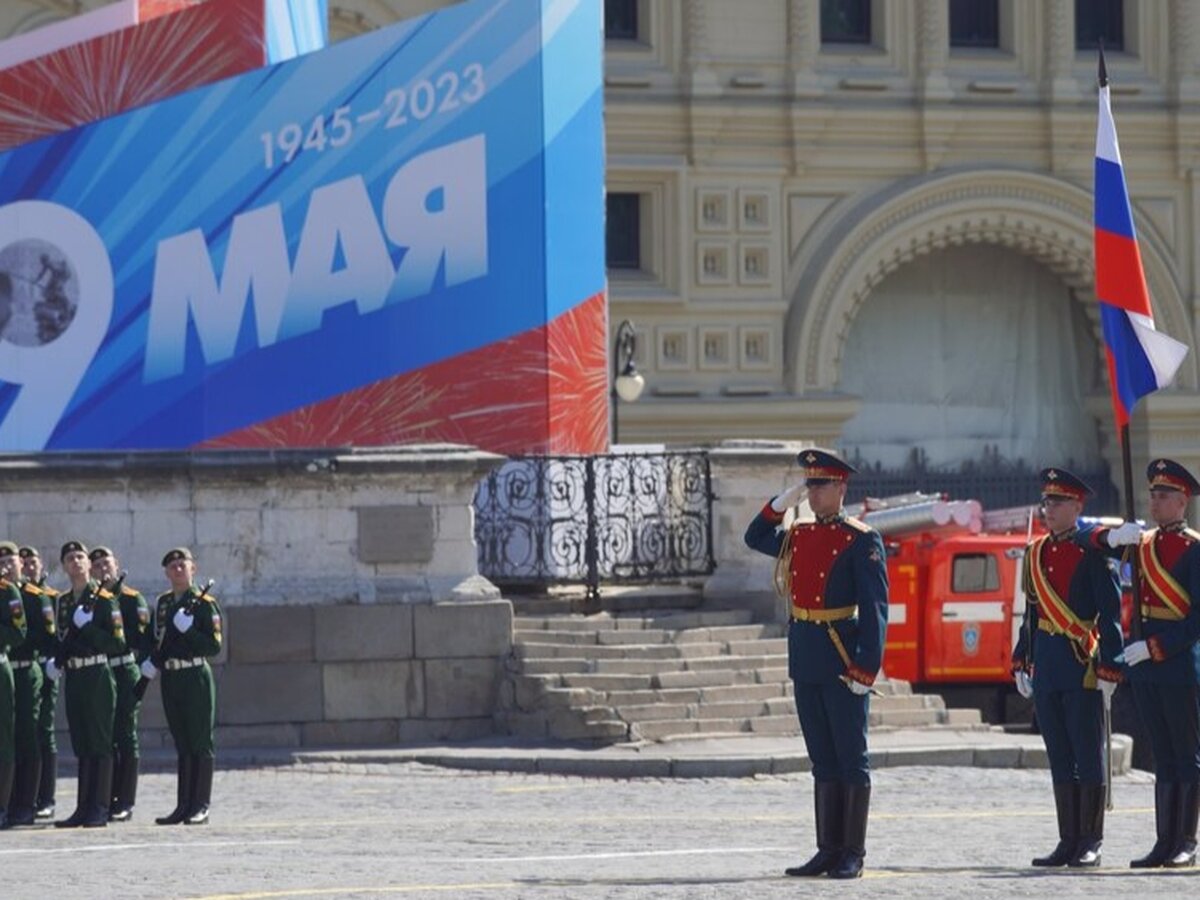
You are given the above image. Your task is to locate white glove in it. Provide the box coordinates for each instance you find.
[72,605,93,628]
[44,658,60,682]
[770,483,807,513]
[1097,677,1118,705]
[1105,522,1142,548]
[1122,640,1151,666]
[173,608,194,633]
[1014,670,1034,699]
[140,659,159,680]
[841,676,871,696]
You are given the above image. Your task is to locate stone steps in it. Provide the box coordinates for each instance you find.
[498,610,981,744]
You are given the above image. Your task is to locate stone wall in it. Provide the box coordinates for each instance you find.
[2,445,517,749]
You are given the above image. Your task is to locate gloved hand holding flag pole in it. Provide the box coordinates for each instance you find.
[1094,47,1189,644]
[1094,49,1190,811]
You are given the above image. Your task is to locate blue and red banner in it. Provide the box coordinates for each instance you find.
[0,0,606,453]
[1093,59,1188,426]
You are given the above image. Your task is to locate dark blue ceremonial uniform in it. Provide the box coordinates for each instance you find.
[744,508,888,782]
[1090,457,1200,868]
[1011,467,1121,869]
[743,448,887,880]
[1012,525,1123,784]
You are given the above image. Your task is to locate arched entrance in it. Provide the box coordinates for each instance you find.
[837,243,1103,472]
[785,168,1196,503]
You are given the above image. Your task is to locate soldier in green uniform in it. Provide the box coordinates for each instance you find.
[88,546,151,822]
[0,544,26,830]
[20,546,60,819]
[140,548,221,826]
[4,542,55,826]
[50,541,125,829]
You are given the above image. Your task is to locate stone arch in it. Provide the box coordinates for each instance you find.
[786,168,1197,395]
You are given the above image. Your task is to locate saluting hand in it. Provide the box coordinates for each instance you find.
[173,607,194,633]
[72,605,93,628]
[770,483,807,513]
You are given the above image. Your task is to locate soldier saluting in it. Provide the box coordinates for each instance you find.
[1012,469,1123,867]
[139,548,222,826]
[1089,458,1200,868]
[744,449,888,880]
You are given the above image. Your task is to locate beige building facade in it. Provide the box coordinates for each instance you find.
[5,0,1200,504]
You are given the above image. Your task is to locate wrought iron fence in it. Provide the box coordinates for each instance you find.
[474,451,717,597]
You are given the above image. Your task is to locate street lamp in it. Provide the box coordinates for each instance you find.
[611,319,645,445]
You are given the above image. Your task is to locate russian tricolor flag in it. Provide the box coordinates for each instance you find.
[1094,54,1189,427]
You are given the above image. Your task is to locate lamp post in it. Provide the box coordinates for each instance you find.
[611,319,645,445]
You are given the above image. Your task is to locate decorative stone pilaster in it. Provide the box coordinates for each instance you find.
[917,0,952,101]
[1044,0,1081,102]
[1170,0,1200,105]
[786,0,822,98]
[683,0,719,95]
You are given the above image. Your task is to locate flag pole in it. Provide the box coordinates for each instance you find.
[1118,423,1142,642]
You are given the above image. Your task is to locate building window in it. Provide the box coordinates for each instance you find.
[604,0,638,41]
[1076,0,1123,51]
[820,0,871,45]
[950,0,999,48]
[606,193,641,270]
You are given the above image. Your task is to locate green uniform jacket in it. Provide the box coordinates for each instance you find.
[12,583,56,663]
[155,585,222,756]
[60,581,125,757]
[0,579,27,763]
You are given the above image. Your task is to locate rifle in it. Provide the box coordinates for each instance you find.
[133,578,214,701]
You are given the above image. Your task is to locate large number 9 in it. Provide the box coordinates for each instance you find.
[0,201,112,450]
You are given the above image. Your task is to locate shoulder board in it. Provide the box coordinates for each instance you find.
[200,594,217,604]
[22,583,41,596]
[97,588,114,599]
[0,578,9,589]
[841,516,872,534]
[43,588,59,598]
[121,586,139,597]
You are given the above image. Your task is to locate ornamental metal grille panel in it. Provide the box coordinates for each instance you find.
[474,452,716,595]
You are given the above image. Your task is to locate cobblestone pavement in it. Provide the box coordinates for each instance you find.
[4,763,1198,899]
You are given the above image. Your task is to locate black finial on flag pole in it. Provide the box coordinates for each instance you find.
[1098,43,1108,88]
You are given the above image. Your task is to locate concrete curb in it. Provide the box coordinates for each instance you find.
[97,732,1133,781]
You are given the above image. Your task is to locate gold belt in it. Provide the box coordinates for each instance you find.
[1037,619,1060,635]
[1141,604,1185,621]
[792,606,855,623]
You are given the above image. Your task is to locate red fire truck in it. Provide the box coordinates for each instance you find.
[851,495,1127,714]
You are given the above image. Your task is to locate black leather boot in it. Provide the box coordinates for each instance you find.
[6,755,40,826]
[156,755,193,826]
[82,757,112,827]
[110,754,138,822]
[1165,782,1198,868]
[185,756,213,825]
[35,748,56,819]
[1131,781,1176,868]
[0,760,14,830]
[1069,783,1105,867]
[55,757,92,828]
[1032,783,1078,866]
[828,784,870,879]
[785,782,843,877]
